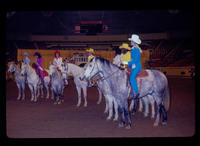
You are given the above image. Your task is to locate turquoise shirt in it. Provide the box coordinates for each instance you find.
[128,46,142,71]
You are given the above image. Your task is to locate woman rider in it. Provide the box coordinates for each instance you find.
[33,52,44,83]
[53,50,68,86]
[123,34,142,98]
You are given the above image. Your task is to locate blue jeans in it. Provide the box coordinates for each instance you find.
[130,67,140,95]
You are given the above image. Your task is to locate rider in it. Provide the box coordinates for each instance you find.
[119,43,131,70]
[86,48,95,62]
[53,50,68,86]
[86,48,96,86]
[23,52,30,65]
[23,52,30,83]
[123,34,142,98]
[34,52,44,83]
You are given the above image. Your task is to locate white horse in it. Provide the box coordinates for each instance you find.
[61,61,103,107]
[7,61,26,100]
[21,62,43,102]
[49,64,64,104]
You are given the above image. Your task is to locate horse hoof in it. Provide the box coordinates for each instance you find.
[84,104,87,107]
[118,123,124,128]
[106,116,111,121]
[161,121,167,126]
[151,115,155,119]
[113,118,118,122]
[17,98,20,100]
[125,125,131,129]
[144,113,148,117]
[153,122,159,127]
[58,101,61,104]
[54,102,57,105]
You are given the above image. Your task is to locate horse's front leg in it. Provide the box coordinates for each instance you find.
[149,95,155,119]
[97,88,102,104]
[16,83,21,100]
[51,87,54,100]
[37,85,40,98]
[76,86,81,107]
[21,82,25,100]
[142,97,149,117]
[106,96,113,120]
[113,98,118,121]
[34,85,38,102]
[28,84,34,101]
[45,83,49,99]
[82,85,87,107]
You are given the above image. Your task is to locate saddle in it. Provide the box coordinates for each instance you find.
[32,63,48,77]
[136,69,149,78]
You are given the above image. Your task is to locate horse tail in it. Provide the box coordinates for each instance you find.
[163,82,170,111]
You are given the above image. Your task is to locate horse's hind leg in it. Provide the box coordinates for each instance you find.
[33,85,38,102]
[82,86,87,107]
[142,97,149,117]
[160,103,167,125]
[16,83,21,100]
[41,85,44,98]
[138,99,143,112]
[152,93,162,126]
[104,96,109,114]
[97,88,102,104]
[106,96,113,120]
[149,95,155,119]
[118,104,125,128]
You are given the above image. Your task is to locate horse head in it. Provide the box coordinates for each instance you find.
[80,57,98,81]
[8,61,16,74]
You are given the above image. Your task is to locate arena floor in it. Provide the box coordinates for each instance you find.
[6,77,195,138]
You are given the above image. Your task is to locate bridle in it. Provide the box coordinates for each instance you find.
[86,58,119,85]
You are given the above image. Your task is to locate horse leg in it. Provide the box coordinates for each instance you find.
[57,87,62,104]
[129,99,134,111]
[83,86,87,107]
[97,88,102,104]
[138,98,143,112]
[28,84,34,101]
[149,95,155,119]
[131,98,139,117]
[118,104,125,128]
[45,83,49,99]
[106,96,113,120]
[160,103,167,125]
[22,82,25,100]
[113,98,118,121]
[51,87,54,100]
[143,97,149,117]
[76,86,81,107]
[37,85,40,98]
[104,96,109,114]
[124,100,131,129]
[16,83,21,100]
[153,93,162,126]
[33,85,37,102]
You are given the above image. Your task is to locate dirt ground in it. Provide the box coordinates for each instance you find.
[6,77,195,138]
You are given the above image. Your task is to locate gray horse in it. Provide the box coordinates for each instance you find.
[61,60,103,107]
[80,57,170,129]
[49,64,64,104]
[8,61,26,100]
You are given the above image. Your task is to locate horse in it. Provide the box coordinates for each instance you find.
[112,55,156,119]
[21,62,44,102]
[49,64,64,104]
[80,57,170,129]
[7,61,26,100]
[61,60,103,107]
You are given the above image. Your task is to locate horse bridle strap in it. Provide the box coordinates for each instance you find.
[89,58,119,84]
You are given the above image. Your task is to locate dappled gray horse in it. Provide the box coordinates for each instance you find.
[21,62,43,102]
[61,61,103,107]
[80,57,170,128]
[8,61,26,100]
[49,64,64,104]
[113,55,155,119]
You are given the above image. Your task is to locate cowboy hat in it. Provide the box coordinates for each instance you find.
[86,48,95,53]
[119,43,131,50]
[128,34,141,44]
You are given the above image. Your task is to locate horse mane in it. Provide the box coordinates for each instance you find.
[95,56,118,69]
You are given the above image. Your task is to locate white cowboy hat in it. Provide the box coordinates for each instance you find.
[128,34,141,44]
